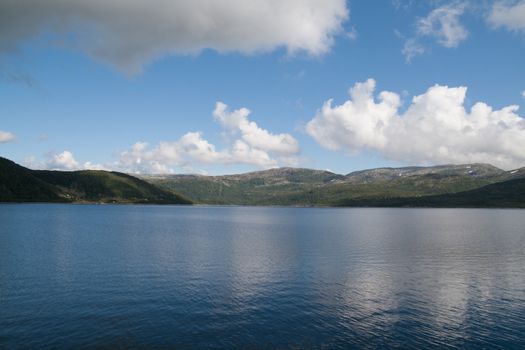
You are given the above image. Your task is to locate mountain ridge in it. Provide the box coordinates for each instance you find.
[140,163,524,207]
[2,155,524,207]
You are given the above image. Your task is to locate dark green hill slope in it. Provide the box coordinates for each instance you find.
[0,157,62,202]
[336,177,525,208]
[0,157,191,204]
[315,164,510,205]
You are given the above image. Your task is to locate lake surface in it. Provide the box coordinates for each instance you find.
[1,205,524,349]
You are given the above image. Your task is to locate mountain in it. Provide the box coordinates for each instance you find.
[142,164,525,207]
[141,167,343,205]
[0,157,191,204]
[3,155,523,207]
[318,163,511,205]
[343,163,505,182]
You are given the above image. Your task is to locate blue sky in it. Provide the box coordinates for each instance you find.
[1,0,524,174]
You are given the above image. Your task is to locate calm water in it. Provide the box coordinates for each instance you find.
[1,205,524,349]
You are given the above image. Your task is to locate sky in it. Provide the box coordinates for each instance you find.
[1,0,524,175]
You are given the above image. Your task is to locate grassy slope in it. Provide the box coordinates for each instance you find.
[148,169,342,205]
[0,157,63,202]
[33,170,192,204]
[336,177,525,208]
[147,165,511,206]
[314,174,499,206]
[0,157,191,204]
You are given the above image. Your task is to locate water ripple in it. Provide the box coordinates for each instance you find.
[1,205,524,348]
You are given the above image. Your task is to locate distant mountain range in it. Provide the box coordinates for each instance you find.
[141,163,525,208]
[2,156,524,207]
[0,157,191,204]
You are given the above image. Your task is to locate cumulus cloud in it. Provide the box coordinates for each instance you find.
[213,102,299,155]
[117,134,230,173]
[24,103,299,173]
[46,151,80,170]
[0,0,348,73]
[114,102,300,173]
[28,150,107,171]
[488,0,525,33]
[306,79,525,169]
[0,130,16,143]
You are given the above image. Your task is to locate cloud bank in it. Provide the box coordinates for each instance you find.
[33,150,106,171]
[115,102,300,173]
[38,103,300,173]
[0,130,16,143]
[0,0,348,73]
[306,79,525,170]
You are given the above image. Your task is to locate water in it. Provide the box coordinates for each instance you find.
[1,205,524,349]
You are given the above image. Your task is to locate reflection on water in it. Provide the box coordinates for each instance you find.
[0,205,524,349]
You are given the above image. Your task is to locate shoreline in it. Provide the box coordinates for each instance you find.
[1,201,523,210]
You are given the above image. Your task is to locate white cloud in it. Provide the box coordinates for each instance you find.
[401,38,426,63]
[0,130,16,143]
[116,141,182,173]
[114,135,275,174]
[230,140,275,166]
[0,0,348,73]
[417,3,469,48]
[114,102,300,173]
[307,79,400,152]
[82,161,109,171]
[523,90,525,99]
[399,2,468,62]
[346,27,358,41]
[46,151,80,170]
[213,102,299,155]
[488,0,525,33]
[392,0,415,11]
[178,132,227,164]
[23,151,108,171]
[306,79,525,170]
